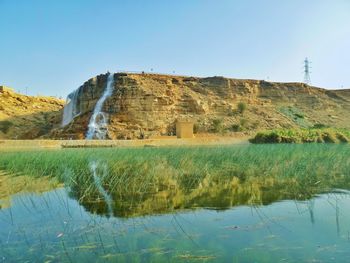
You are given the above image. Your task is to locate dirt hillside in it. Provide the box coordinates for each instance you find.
[0,86,64,139]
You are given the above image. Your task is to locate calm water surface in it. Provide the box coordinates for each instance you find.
[1,188,350,262]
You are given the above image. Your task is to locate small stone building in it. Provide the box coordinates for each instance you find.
[176,121,194,138]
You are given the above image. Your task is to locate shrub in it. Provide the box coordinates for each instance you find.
[249,131,281,143]
[193,123,207,134]
[237,102,247,114]
[322,132,337,143]
[230,119,248,132]
[336,133,349,143]
[250,128,349,144]
[313,123,328,129]
[240,118,248,127]
[0,121,13,134]
[211,118,224,133]
[230,124,241,132]
[294,113,304,119]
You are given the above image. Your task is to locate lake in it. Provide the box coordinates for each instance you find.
[0,144,349,262]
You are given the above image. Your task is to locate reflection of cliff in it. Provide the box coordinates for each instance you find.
[53,72,350,139]
[0,171,61,209]
[68,168,350,218]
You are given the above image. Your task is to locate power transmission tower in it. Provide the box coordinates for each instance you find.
[303,57,311,85]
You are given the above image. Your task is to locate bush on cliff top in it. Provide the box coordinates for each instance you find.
[250,128,350,144]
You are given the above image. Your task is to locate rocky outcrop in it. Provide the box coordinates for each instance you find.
[52,73,350,140]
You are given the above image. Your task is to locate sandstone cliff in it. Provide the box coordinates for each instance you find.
[50,73,350,140]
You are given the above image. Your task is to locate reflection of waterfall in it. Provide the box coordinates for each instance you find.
[89,161,114,217]
[86,73,114,139]
[308,199,315,225]
[62,88,81,127]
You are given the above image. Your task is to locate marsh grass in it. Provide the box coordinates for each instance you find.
[0,144,349,217]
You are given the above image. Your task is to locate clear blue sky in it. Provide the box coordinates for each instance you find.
[1,0,349,97]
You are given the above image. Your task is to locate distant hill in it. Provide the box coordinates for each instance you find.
[0,86,64,139]
[1,73,349,140]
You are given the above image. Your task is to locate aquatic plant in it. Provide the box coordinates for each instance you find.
[0,144,349,217]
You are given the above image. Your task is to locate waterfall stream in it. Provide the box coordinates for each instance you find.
[86,73,114,139]
[62,88,81,127]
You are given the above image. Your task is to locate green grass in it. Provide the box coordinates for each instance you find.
[0,145,349,187]
[250,128,350,144]
[0,144,349,217]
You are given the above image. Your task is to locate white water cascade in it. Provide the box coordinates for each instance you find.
[86,73,114,139]
[62,88,81,127]
[89,161,114,217]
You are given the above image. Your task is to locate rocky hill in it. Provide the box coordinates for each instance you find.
[50,73,350,140]
[1,74,349,140]
[0,86,64,139]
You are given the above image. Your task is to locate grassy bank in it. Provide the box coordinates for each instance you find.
[250,128,350,144]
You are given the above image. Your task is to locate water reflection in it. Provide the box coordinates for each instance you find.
[2,166,350,262]
[89,160,114,217]
[2,157,350,222]
[1,188,350,262]
[58,160,350,219]
[0,171,60,209]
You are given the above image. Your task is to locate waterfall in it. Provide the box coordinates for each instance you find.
[89,160,114,217]
[86,73,114,139]
[62,88,81,127]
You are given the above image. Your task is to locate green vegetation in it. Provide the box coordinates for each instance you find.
[210,118,224,133]
[193,121,207,134]
[313,123,329,129]
[0,144,349,217]
[230,124,241,132]
[227,102,247,116]
[250,128,350,144]
[0,120,13,134]
[229,118,248,132]
[237,102,247,114]
[278,106,310,127]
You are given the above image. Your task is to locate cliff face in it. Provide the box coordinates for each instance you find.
[0,87,64,139]
[51,73,350,140]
